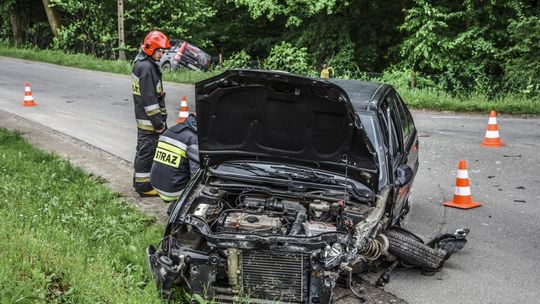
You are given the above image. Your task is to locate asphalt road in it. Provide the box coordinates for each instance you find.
[1,57,539,304]
[0,57,195,162]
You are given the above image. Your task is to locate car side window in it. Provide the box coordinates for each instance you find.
[378,99,401,160]
[387,93,404,153]
[386,90,414,152]
[387,91,412,144]
[394,92,414,146]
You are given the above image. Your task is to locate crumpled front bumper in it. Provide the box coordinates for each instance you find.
[146,241,339,303]
[146,245,182,299]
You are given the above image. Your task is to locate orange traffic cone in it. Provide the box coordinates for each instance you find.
[22,82,38,106]
[176,96,189,124]
[444,160,481,209]
[481,111,504,147]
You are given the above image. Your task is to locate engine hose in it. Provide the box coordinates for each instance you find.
[289,212,306,235]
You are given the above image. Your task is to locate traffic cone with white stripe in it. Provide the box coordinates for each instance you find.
[22,82,37,106]
[176,96,189,124]
[481,111,504,147]
[444,160,481,209]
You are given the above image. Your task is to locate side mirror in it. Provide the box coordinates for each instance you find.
[394,164,414,187]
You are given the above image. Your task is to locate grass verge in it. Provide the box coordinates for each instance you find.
[0,128,163,303]
[399,87,540,115]
[0,42,538,115]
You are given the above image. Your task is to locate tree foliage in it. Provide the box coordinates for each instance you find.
[50,0,118,57]
[123,0,216,49]
[503,15,540,94]
[0,0,538,95]
[398,0,536,93]
[231,0,338,27]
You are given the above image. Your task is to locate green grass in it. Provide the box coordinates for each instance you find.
[0,129,164,303]
[162,68,222,84]
[0,42,132,75]
[399,87,540,115]
[1,42,538,115]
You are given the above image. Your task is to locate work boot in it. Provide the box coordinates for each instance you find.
[139,189,159,197]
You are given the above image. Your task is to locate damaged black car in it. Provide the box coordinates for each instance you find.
[147,69,468,303]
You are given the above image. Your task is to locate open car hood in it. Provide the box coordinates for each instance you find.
[195,69,379,190]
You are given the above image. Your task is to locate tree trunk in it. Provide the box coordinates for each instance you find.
[9,4,24,46]
[117,0,126,60]
[42,0,61,37]
[410,70,417,89]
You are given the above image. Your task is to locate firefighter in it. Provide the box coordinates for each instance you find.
[150,113,199,202]
[132,31,171,197]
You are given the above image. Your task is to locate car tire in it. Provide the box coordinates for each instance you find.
[161,62,172,72]
[385,229,448,270]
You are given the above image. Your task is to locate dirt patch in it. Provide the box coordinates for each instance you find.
[0,110,406,303]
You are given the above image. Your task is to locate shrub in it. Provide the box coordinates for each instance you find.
[220,50,254,69]
[262,41,312,75]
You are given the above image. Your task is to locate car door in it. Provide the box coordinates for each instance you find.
[379,90,414,222]
[390,90,419,222]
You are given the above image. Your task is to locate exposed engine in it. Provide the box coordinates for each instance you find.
[148,185,376,302]
[148,184,468,303]
[188,186,372,238]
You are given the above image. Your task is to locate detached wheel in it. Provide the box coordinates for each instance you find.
[385,229,448,270]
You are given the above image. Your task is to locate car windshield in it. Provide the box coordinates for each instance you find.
[213,161,373,201]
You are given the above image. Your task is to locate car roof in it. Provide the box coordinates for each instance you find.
[329,79,388,112]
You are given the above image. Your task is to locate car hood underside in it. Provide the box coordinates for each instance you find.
[195,69,379,189]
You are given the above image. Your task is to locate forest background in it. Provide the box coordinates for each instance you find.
[1,0,539,111]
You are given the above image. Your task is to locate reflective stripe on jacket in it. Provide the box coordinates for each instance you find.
[150,115,199,200]
[132,51,167,131]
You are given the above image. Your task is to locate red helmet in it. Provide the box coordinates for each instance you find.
[141,31,171,56]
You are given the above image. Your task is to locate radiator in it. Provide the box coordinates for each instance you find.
[241,250,307,303]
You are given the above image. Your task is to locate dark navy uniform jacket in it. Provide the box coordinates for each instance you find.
[131,52,167,131]
[150,115,199,201]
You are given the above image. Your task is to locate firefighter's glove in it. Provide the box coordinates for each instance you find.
[159,91,166,100]
[154,122,167,135]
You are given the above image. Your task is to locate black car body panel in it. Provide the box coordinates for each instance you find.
[147,70,467,303]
